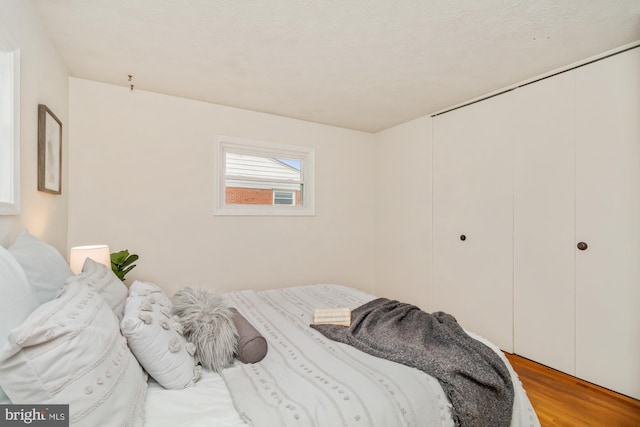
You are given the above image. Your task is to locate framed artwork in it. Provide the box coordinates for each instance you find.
[37,104,62,194]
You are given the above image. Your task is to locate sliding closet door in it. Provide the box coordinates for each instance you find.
[512,72,576,375]
[575,47,640,399]
[432,94,514,352]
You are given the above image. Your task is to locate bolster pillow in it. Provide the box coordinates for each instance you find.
[230,308,268,363]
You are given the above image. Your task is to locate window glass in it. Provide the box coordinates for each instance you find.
[214,136,314,216]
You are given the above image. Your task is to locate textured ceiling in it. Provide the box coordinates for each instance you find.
[31,0,640,132]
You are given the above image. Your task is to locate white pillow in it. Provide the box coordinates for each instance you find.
[8,230,74,304]
[0,281,147,427]
[0,246,40,404]
[121,281,200,390]
[66,258,128,320]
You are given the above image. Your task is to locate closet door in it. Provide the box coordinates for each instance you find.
[575,47,640,399]
[512,72,576,375]
[432,93,514,352]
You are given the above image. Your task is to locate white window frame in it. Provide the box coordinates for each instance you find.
[213,135,315,216]
[0,48,20,215]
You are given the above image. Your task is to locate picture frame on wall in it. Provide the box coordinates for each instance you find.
[37,104,62,194]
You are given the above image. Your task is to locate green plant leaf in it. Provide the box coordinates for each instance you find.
[121,265,136,276]
[110,249,139,280]
[110,250,129,265]
[120,254,139,269]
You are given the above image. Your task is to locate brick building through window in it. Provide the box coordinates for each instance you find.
[225,187,301,205]
[225,153,302,206]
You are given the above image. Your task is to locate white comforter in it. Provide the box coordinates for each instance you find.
[145,284,540,427]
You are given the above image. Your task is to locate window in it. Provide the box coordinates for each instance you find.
[0,48,20,215]
[214,135,315,216]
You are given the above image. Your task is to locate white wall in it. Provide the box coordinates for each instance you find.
[373,117,433,310]
[0,0,69,253]
[68,78,375,295]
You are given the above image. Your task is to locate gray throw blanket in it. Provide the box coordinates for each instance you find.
[311,298,514,427]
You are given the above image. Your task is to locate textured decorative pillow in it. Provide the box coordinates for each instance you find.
[66,258,128,320]
[229,308,268,363]
[8,230,73,303]
[121,281,200,389]
[0,246,40,404]
[0,281,147,427]
[172,287,238,372]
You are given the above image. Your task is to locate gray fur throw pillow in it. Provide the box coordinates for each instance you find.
[171,287,238,372]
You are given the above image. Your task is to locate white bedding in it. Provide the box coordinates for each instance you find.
[146,371,246,427]
[146,284,540,427]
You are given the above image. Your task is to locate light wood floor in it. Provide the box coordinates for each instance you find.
[505,353,640,427]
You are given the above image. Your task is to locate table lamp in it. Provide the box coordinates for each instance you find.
[69,244,111,274]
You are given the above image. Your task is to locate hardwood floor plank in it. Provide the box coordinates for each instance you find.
[505,353,640,427]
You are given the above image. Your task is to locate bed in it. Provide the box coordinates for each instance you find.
[0,231,540,427]
[148,284,539,427]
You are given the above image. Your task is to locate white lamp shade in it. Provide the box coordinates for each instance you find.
[69,245,111,274]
